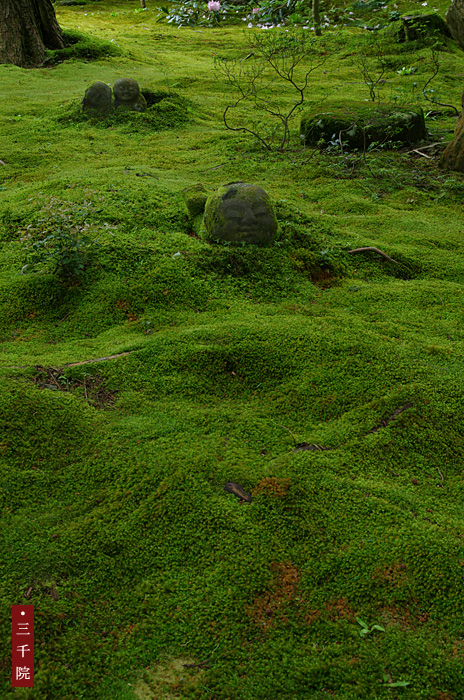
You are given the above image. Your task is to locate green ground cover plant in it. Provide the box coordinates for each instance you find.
[1,0,464,698]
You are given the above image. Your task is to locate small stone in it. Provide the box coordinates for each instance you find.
[204,182,277,246]
[224,482,252,503]
[411,478,419,485]
[82,81,112,115]
[113,79,147,113]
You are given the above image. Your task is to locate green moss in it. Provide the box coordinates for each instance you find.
[182,182,208,218]
[0,377,97,473]
[1,5,464,699]
[45,28,124,64]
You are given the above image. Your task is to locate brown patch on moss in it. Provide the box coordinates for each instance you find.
[133,656,209,700]
[116,299,138,322]
[303,607,321,625]
[377,602,430,631]
[372,562,408,587]
[347,657,359,665]
[289,249,343,288]
[378,605,414,631]
[325,596,356,622]
[450,638,464,661]
[245,561,299,630]
[252,477,292,498]
[417,611,431,624]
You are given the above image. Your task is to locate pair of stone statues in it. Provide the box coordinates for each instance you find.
[82,78,147,115]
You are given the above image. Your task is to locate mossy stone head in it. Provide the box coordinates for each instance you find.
[113,78,147,112]
[203,182,277,246]
[113,78,141,102]
[82,81,112,114]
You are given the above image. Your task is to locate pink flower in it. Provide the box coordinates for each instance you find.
[252,7,259,13]
[208,0,221,10]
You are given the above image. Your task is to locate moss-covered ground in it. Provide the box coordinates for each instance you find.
[1,0,464,698]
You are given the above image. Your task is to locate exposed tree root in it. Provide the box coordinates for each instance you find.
[6,350,134,370]
[348,247,402,265]
[65,351,134,367]
[275,404,414,456]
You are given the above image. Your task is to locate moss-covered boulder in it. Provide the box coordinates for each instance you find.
[301,107,426,151]
[439,112,464,171]
[395,12,451,42]
[446,0,464,50]
[203,182,277,247]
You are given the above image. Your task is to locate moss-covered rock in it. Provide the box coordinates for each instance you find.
[203,182,277,247]
[301,106,426,151]
[395,12,451,42]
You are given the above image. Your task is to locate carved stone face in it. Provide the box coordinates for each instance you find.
[204,183,277,246]
[113,79,140,103]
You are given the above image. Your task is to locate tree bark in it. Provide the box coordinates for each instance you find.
[0,0,65,68]
[312,0,321,36]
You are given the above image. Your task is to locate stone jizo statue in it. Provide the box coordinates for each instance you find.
[203,182,277,246]
[113,78,147,112]
[81,81,112,115]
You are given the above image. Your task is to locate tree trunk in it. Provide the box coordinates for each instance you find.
[312,0,321,36]
[0,0,65,68]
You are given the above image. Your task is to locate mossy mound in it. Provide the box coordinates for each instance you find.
[57,90,192,132]
[182,183,208,218]
[0,273,74,331]
[301,106,426,151]
[0,378,96,472]
[44,28,124,65]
